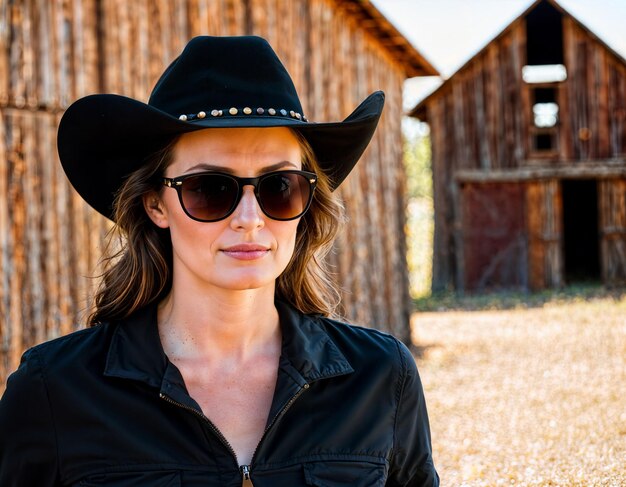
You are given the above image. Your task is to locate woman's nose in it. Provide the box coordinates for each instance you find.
[230,186,265,230]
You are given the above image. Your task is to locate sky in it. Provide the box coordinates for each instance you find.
[370,0,626,110]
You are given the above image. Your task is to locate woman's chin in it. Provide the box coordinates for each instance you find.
[213,272,278,292]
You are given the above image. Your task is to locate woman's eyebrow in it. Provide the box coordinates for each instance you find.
[183,161,298,174]
[259,161,299,172]
[183,163,233,174]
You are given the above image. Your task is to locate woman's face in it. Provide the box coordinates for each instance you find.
[147,127,303,294]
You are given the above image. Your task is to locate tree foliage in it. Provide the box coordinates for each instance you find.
[403,134,432,200]
[403,132,434,297]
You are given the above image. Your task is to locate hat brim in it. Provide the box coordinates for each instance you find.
[57,91,384,221]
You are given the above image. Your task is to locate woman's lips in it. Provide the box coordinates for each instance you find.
[221,244,270,260]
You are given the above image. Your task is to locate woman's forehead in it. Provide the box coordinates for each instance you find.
[170,127,302,173]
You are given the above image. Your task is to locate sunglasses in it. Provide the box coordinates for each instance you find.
[162,169,318,222]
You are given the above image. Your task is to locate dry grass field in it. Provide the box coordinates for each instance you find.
[411,289,626,486]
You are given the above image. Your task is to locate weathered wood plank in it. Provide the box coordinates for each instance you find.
[455,162,626,182]
[5,113,27,376]
[0,111,10,387]
[599,179,626,283]
[543,179,563,287]
[527,181,546,289]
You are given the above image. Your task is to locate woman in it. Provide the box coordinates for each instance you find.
[0,36,438,486]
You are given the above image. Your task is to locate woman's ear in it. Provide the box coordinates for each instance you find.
[143,192,170,228]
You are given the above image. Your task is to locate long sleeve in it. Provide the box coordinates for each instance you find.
[0,348,60,486]
[386,342,439,486]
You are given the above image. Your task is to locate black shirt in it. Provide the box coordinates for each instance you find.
[0,301,438,486]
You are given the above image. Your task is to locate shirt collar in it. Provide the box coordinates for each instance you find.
[274,300,354,382]
[103,300,354,388]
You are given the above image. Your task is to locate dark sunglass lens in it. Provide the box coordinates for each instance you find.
[181,174,238,221]
[259,172,311,220]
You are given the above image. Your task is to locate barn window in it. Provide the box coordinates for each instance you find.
[522,64,567,83]
[529,85,560,154]
[534,133,556,151]
[523,1,566,158]
[533,103,559,127]
[532,87,559,127]
[525,0,564,66]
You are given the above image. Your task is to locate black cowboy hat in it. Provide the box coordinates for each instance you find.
[57,35,384,221]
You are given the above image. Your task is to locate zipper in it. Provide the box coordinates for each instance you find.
[240,464,253,486]
[159,393,239,462]
[249,382,310,465]
[160,382,310,486]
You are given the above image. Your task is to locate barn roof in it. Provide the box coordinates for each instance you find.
[337,0,439,77]
[409,0,626,119]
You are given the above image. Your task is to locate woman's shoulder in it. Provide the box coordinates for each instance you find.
[14,322,115,379]
[312,314,414,373]
[316,314,399,342]
[29,321,112,354]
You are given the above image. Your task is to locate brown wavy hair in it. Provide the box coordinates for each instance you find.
[88,130,345,325]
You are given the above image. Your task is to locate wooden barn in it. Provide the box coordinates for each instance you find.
[0,0,438,390]
[410,0,626,292]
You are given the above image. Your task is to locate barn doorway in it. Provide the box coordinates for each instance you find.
[562,179,600,282]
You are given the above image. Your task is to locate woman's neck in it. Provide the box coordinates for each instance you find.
[157,284,281,364]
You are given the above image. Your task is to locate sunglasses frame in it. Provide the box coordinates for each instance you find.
[162,169,318,222]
